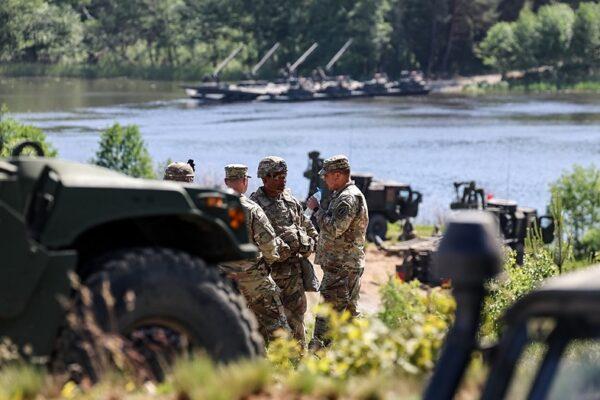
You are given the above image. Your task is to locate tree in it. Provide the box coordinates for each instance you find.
[477,22,517,73]
[550,164,600,259]
[91,123,155,179]
[535,3,575,67]
[512,7,541,70]
[570,2,600,70]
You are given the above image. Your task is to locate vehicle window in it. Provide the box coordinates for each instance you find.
[547,339,600,400]
[504,318,555,399]
[504,343,547,400]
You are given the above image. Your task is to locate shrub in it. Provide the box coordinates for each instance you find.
[0,106,57,157]
[91,123,155,179]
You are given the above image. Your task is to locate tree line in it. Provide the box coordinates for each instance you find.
[479,2,600,76]
[0,0,596,79]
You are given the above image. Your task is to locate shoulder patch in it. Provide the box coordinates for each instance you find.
[335,202,351,219]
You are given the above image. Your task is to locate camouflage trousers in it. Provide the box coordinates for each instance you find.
[310,265,363,348]
[233,264,290,343]
[270,257,307,346]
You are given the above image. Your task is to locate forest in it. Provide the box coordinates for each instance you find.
[0,0,598,80]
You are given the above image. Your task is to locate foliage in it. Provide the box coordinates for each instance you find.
[0,107,57,157]
[91,123,155,179]
[477,22,517,73]
[550,164,600,258]
[481,248,558,339]
[479,2,600,75]
[571,2,600,69]
[3,0,589,78]
[0,364,45,400]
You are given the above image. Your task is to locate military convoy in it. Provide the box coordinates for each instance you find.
[0,141,262,380]
[184,41,429,103]
[304,150,422,241]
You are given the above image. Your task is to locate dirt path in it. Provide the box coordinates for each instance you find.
[306,246,400,318]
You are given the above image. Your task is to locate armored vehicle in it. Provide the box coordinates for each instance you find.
[0,142,262,380]
[424,213,600,400]
[304,151,422,240]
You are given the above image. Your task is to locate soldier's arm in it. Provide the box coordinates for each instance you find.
[315,195,356,238]
[253,208,291,264]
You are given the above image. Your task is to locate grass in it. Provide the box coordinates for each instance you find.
[463,79,600,94]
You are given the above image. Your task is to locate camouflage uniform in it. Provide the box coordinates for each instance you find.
[250,156,319,346]
[164,161,195,183]
[310,155,369,348]
[220,164,292,342]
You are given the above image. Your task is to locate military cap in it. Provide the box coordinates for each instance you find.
[164,161,195,182]
[319,154,350,176]
[257,156,287,179]
[225,164,251,180]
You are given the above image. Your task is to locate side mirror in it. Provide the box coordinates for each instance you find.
[11,141,45,157]
[539,215,555,244]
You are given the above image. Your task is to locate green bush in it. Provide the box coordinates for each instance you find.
[481,248,558,339]
[91,123,155,179]
[0,106,57,157]
[550,164,600,259]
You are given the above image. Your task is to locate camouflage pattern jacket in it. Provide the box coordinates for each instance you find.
[250,188,318,269]
[314,182,369,268]
[221,195,291,271]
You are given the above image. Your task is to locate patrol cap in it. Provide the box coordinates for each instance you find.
[164,161,195,182]
[225,164,251,180]
[319,154,350,176]
[257,156,287,179]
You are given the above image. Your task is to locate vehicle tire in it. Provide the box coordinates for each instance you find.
[367,213,388,242]
[52,247,263,381]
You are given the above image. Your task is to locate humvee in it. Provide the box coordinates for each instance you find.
[0,142,262,379]
[304,150,422,240]
[424,212,600,400]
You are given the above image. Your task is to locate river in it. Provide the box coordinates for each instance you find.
[2,77,599,222]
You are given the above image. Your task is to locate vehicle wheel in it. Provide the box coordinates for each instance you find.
[367,213,388,242]
[52,247,263,382]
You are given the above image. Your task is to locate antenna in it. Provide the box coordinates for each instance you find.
[251,43,280,76]
[325,39,353,71]
[289,42,318,74]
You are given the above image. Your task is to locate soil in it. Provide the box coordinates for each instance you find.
[306,245,400,318]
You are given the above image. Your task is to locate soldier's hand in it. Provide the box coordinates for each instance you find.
[279,230,300,253]
[306,196,319,211]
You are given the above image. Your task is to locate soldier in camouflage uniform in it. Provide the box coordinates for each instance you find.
[220,164,292,343]
[250,156,319,346]
[163,160,195,183]
[306,155,369,349]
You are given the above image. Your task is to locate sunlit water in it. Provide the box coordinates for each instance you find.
[2,77,599,222]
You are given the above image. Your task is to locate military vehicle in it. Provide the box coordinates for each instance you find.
[0,141,262,380]
[304,150,422,240]
[451,180,554,264]
[376,181,555,286]
[424,212,600,400]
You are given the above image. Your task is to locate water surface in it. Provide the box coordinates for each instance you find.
[2,77,599,222]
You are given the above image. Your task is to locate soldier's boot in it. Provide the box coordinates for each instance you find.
[308,316,330,351]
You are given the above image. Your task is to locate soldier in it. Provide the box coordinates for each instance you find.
[306,155,368,349]
[163,160,195,183]
[250,156,318,346]
[221,164,292,343]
